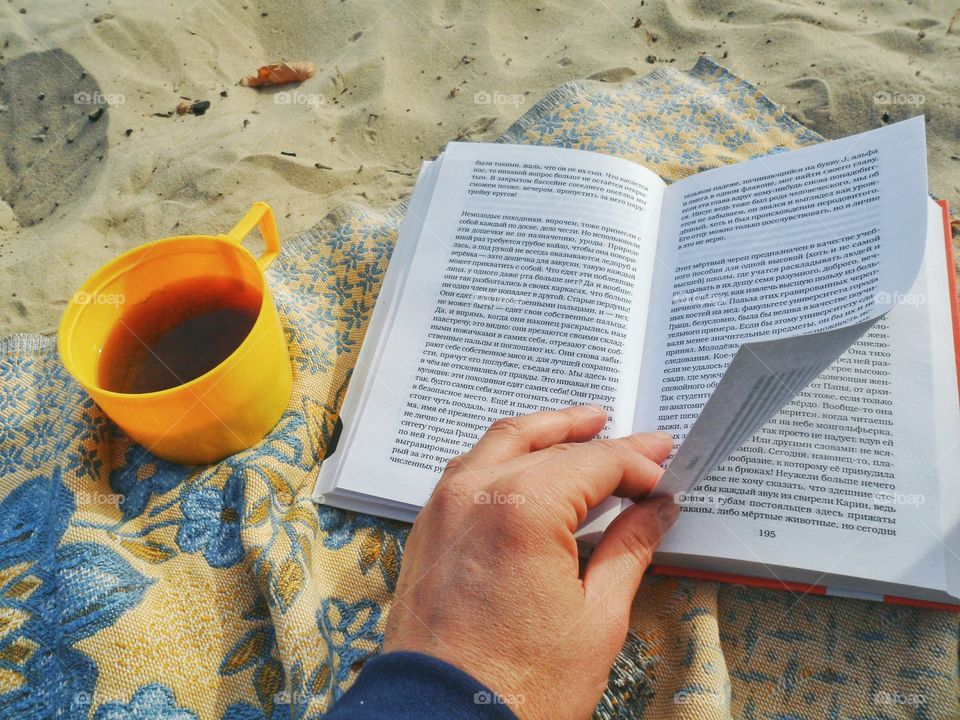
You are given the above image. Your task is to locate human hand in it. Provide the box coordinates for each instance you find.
[383,405,679,720]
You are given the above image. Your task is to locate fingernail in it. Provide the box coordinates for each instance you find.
[657,498,680,531]
[653,431,674,444]
[585,404,607,417]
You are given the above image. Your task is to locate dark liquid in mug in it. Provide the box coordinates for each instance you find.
[98,276,262,394]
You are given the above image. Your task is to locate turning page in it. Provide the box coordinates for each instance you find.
[639,117,927,453]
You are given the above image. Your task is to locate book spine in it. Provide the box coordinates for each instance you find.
[938,200,960,397]
[649,564,827,596]
[649,565,960,612]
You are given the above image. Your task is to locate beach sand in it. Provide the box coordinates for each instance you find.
[1,0,958,335]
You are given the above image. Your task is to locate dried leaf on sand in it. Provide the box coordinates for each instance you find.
[240,62,316,88]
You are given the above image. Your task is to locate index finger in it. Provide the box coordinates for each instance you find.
[507,432,674,529]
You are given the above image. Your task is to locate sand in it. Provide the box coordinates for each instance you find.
[1,0,958,336]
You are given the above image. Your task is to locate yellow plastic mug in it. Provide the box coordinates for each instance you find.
[58,202,293,464]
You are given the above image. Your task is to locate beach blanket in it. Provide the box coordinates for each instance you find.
[1,57,957,720]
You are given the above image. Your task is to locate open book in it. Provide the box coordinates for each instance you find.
[315,117,960,608]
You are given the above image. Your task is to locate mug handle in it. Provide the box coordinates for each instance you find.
[225,202,281,270]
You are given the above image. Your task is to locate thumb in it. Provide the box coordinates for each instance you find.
[582,496,680,619]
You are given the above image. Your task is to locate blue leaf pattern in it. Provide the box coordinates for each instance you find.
[94,683,197,720]
[55,542,154,644]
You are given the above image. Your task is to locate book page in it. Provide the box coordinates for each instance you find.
[638,118,926,444]
[653,202,955,595]
[635,116,953,591]
[320,159,441,488]
[328,141,666,516]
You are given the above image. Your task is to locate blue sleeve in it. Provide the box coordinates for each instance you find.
[324,651,519,719]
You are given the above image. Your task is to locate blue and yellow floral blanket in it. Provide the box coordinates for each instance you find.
[1,58,958,719]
